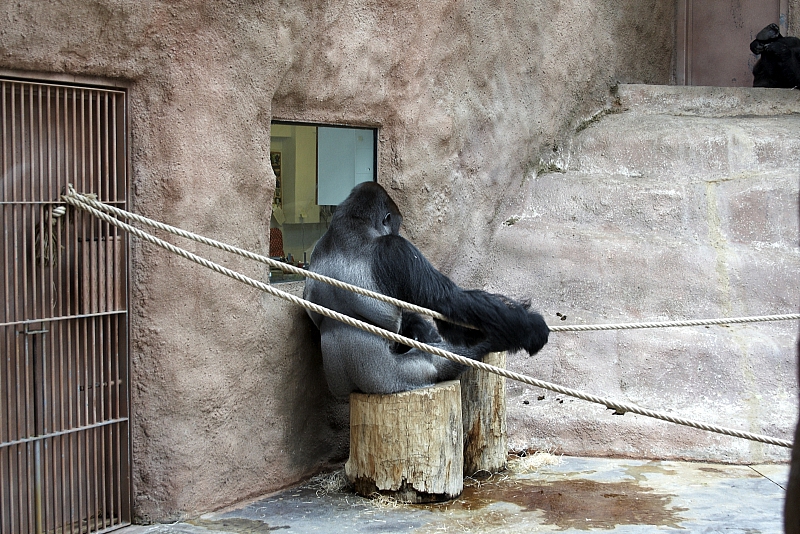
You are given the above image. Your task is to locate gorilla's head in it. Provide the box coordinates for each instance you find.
[751,23,782,55]
[334,182,403,236]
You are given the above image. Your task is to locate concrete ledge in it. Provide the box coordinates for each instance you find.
[617,84,800,117]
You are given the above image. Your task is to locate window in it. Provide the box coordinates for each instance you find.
[269,122,376,282]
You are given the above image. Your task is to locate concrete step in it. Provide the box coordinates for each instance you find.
[560,84,800,179]
[496,167,798,319]
[523,169,797,248]
[615,83,800,118]
[569,111,800,179]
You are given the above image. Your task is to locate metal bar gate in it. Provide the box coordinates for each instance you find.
[0,78,130,533]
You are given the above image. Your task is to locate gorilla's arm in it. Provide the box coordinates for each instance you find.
[371,234,549,356]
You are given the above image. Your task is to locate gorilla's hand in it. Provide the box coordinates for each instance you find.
[493,299,549,356]
[520,308,550,356]
[435,293,549,356]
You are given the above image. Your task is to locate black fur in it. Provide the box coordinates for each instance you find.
[394,311,442,354]
[303,182,549,398]
[750,23,800,88]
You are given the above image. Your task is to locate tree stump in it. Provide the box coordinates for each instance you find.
[345,380,463,503]
[460,352,507,476]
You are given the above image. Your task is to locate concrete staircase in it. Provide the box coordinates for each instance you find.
[499,84,800,463]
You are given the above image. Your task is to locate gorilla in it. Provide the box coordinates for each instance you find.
[303,182,549,398]
[750,23,800,88]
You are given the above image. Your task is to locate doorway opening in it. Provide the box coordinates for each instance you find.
[0,76,131,533]
[676,0,789,86]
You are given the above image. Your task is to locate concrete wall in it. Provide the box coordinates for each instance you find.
[2,0,796,524]
[496,84,799,464]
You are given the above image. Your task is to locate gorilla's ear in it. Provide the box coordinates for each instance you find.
[382,211,402,235]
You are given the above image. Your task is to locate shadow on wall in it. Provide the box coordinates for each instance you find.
[788,334,800,533]
[785,178,800,534]
[277,301,350,470]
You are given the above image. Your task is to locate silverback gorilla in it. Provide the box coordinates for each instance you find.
[303,182,549,398]
[750,23,800,88]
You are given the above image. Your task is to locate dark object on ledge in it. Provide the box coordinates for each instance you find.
[750,23,800,88]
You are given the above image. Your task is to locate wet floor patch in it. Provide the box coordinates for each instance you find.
[424,477,687,531]
[118,457,788,534]
[188,518,290,533]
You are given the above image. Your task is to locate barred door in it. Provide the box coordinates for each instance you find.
[0,78,131,533]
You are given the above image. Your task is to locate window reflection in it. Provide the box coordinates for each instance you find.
[269,122,376,283]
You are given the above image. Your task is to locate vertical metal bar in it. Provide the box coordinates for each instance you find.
[40,326,50,534]
[2,79,6,313]
[35,87,46,534]
[66,92,78,530]
[83,327,91,532]
[121,92,129,527]
[43,85,57,534]
[21,330,32,533]
[77,101,88,532]
[85,90,97,531]
[34,433,43,534]
[100,317,109,528]
[112,93,123,526]
[686,0,694,86]
[99,95,110,530]
[19,84,34,532]
[114,320,123,525]
[66,319,76,534]
[54,86,64,319]
[64,89,75,314]
[93,120,102,530]
[110,95,119,313]
[57,318,68,532]
[2,83,12,534]
[44,86,58,534]
[79,88,85,196]
[32,85,53,532]
[2,80,8,323]
[12,83,24,534]
[31,85,44,317]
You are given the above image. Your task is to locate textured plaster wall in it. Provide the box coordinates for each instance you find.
[494,85,800,465]
[4,0,794,524]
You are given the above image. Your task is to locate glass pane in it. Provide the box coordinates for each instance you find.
[269,122,376,283]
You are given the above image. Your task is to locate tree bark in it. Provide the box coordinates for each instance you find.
[345,380,463,503]
[461,352,507,476]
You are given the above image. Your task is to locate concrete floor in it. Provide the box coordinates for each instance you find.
[121,454,789,533]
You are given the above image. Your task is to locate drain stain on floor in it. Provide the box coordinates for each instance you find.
[426,478,688,531]
[188,517,290,533]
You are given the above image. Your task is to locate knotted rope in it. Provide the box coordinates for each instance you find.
[61,187,795,449]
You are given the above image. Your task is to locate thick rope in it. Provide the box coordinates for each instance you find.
[63,186,470,327]
[63,187,800,333]
[550,314,800,332]
[61,189,794,449]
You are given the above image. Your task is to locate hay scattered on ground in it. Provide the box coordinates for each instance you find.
[304,469,351,496]
[302,450,562,502]
[507,449,562,474]
[367,492,407,509]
